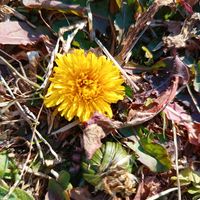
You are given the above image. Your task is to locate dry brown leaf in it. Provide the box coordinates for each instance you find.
[163,12,200,48]
[0,21,42,45]
[164,102,200,145]
[83,124,106,159]
[70,187,92,200]
[118,0,175,60]
[22,0,86,16]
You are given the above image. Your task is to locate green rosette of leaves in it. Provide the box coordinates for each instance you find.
[82,142,137,198]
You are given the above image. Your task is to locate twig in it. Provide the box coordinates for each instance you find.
[0,74,34,124]
[38,10,57,36]
[61,21,86,53]
[146,187,178,200]
[172,122,181,200]
[51,120,80,135]
[59,20,87,35]
[94,37,140,92]
[86,2,94,40]
[0,56,40,88]
[0,119,24,126]
[2,102,44,200]
[39,37,60,90]
[19,166,52,179]
[0,49,27,79]
[35,129,59,160]
[34,136,44,163]
[186,84,200,113]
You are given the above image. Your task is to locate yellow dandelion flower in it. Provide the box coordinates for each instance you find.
[44,49,125,122]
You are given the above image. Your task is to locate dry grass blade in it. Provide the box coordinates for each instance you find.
[172,122,181,200]
[0,56,40,88]
[95,37,140,92]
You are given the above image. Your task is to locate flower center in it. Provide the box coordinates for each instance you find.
[76,73,100,100]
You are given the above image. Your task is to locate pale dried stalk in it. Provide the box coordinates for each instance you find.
[172,122,181,200]
[0,56,40,88]
[95,37,140,92]
[51,120,80,135]
[39,37,60,90]
[2,104,44,200]
[146,187,178,200]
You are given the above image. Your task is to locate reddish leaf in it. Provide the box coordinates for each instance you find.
[0,21,42,45]
[164,102,200,145]
[177,0,193,14]
[87,56,189,132]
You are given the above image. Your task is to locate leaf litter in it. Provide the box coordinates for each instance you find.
[0,0,200,200]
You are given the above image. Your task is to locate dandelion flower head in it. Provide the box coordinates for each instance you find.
[44,49,125,122]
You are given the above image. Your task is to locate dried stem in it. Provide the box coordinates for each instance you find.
[172,122,181,200]
[94,37,140,92]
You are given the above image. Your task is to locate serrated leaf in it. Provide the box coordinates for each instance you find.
[82,142,133,187]
[82,173,101,186]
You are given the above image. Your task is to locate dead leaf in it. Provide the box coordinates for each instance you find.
[0,21,42,45]
[118,0,175,60]
[83,124,106,159]
[177,0,193,14]
[185,0,199,6]
[22,0,86,16]
[164,102,200,145]
[70,187,92,200]
[163,12,200,48]
[86,56,189,131]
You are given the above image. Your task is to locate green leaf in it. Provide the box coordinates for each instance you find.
[82,142,133,187]
[180,168,200,184]
[57,171,70,190]
[0,181,34,200]
[0,185,17,200]
[188,186,200,195]
[0,151,8,178]
[82,173,101,186]
[124,140,159,172]
[114,2,134,30]
[142,46,153,59]
[47,179,69,200]
[90,0,109,17]
[192,194,200,200]
[125,85,133,98]
[100,142,116,171]
[141,140,172,171]
[72,31,96,50]
[14,188,34,200]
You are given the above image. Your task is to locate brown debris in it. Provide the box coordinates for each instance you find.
[163,12,200,48]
